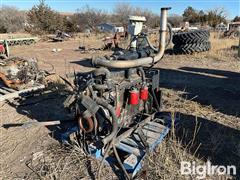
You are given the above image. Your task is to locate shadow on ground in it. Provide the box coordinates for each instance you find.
[157,66,240,177]
[2,66,240,179]
[70,58,93,68]
[3,97,240,178]
[175,113,240,178]
[4,92,77,143]
[158,67,240,117]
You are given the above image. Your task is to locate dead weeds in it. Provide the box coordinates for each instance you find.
[1,32,239,179]
[13,88,239,179]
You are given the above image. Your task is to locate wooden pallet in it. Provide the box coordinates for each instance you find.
[0,84,45,102]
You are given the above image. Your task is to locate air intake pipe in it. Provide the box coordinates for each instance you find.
[92,7,171,68]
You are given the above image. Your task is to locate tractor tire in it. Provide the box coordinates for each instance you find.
[173,29,210,45]
[173,41,211,54]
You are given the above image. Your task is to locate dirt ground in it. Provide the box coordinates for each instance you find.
[0,33,240,179]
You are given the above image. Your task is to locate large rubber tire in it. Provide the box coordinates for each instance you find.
[173,41,211,54]
[173,29,210,45]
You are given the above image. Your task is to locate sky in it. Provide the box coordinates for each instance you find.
[0,0,239,19]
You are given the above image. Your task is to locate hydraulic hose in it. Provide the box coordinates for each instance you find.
[93,67,111,90]
[97,140,114,180]
[113,143,131,180]
[78,95,118,145]
[137,67,146,84]
[145,23,173,52]
[92,7,171,69]
[166,23,173,48]
[94,97,119,145]
[145,36,158,52]
[93,67,111,79]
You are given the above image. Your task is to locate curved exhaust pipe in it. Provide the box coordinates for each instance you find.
[92,7,171,68]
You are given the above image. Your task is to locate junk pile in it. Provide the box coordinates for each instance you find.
[102,32,128,50]
[173,29,211,54]
[0,57,46,90]
[50,30,71,42]
[223,22,240,39]
[78,32,128,53]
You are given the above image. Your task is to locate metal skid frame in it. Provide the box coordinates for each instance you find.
[87,112,178,178]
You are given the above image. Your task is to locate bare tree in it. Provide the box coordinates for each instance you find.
[114,3,159,28]
[168,14,184,27]
[182,6,227,27]
[74,5,108,31]
[62,15,80,33]
[206,7,227,27]
[183,6,199,23]
[134,8,159,28]
[0,6,26,33]
[114,3,134,28]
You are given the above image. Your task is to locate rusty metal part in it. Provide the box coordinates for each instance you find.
[78,116,94,133]
[0,57,45,90]
[0,72,22,89]
[102,32,126,50]
[50,30,71,42]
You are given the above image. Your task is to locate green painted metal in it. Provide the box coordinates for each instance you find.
[0,37,39,46]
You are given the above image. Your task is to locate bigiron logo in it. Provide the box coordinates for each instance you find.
[180,161,237,179]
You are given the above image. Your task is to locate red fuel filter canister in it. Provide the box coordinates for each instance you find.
[129,89,139,105]
[0,45,5,53]
[140,86,148,101]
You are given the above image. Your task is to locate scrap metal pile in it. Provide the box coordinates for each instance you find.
[102,31,128,50]
[49,30,71,42]
[0,57,46,90]
[62,8,176,179]
[223,22,240,38]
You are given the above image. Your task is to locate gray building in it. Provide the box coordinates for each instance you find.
[97,23,124,33]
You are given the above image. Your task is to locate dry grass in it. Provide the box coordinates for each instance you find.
[148,88,240,179]
[17,88,239,179]
[210,32,238,52]
[22,144,91,179]
[21,141,117,180]
[147,134,202,180]
[1,31,239,179]
[205,32,239,61]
